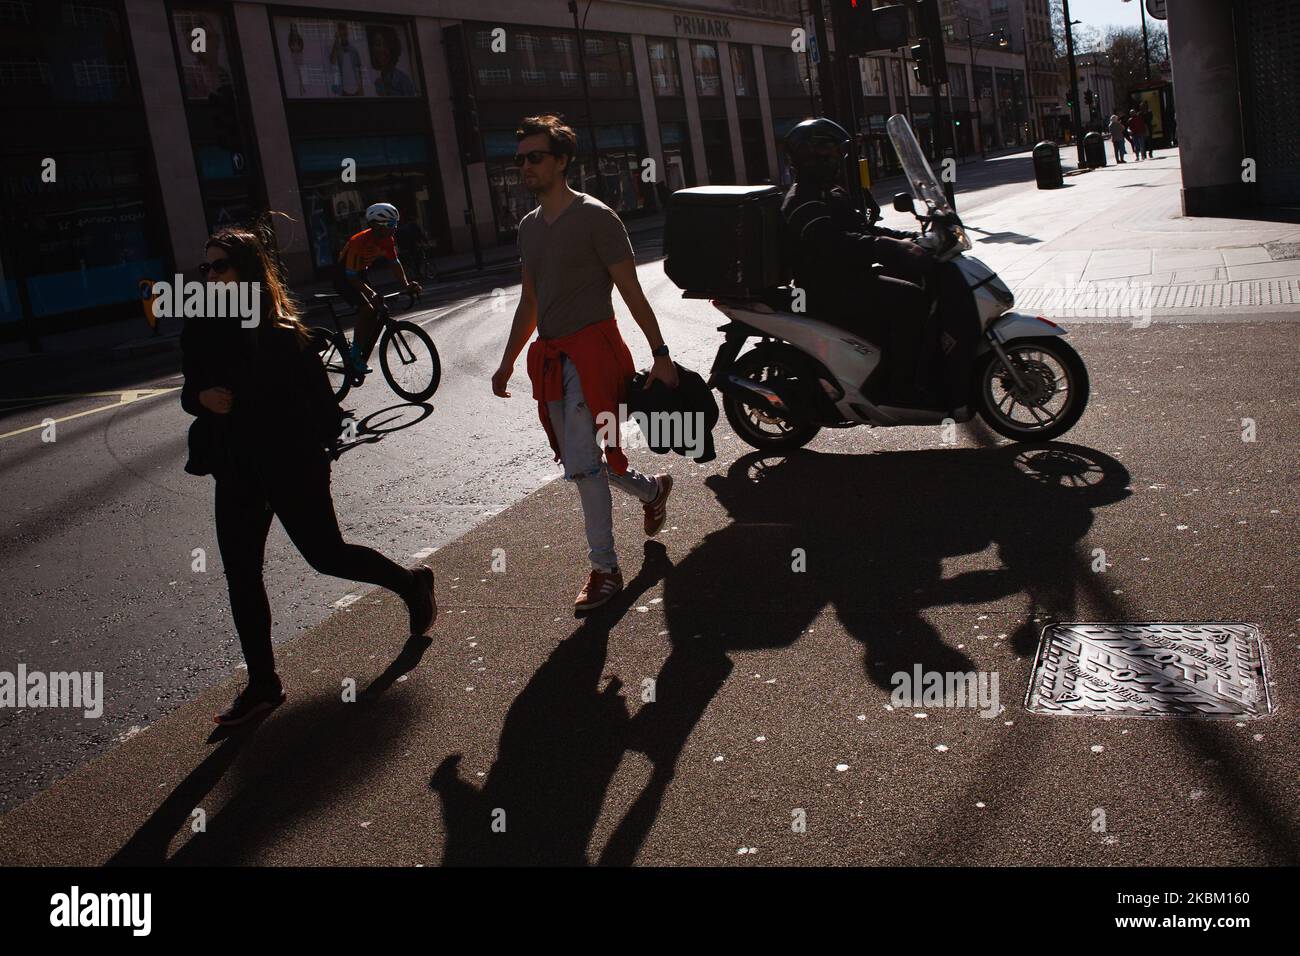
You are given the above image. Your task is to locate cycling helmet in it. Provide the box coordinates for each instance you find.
[785,117,852,184]
[365,202,400,227]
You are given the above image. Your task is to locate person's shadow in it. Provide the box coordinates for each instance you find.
[429,541,671,866]
[597,442,1130,864]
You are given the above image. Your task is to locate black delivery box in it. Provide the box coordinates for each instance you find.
[664,185,787,298]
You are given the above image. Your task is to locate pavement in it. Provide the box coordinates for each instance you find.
[1,145,1297,866]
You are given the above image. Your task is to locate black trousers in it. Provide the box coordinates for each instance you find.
[214,449,413,686]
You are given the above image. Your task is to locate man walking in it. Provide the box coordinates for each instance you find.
[1108,113,1127,164]
[492,115,677,611]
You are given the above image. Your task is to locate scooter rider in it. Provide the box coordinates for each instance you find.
[781,118,939,405]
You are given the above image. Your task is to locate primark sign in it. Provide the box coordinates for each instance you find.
[673,14,734,38]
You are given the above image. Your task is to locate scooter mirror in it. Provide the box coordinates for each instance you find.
[892,192,915,214]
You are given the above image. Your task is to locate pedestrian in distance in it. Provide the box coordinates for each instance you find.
[491,114,677,612]
[1108,113,1127,163]
[182,219,436,726]
[1128,109,1148,162]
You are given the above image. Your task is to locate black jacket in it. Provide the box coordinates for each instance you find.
[625,363,719,464]
[781,181,922,319]
[181,316,343,478]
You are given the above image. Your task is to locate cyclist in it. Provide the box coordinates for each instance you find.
[333,202,421,376]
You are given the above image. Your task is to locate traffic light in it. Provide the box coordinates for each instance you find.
[910,37,934,88]
[443,25,484,164]
[911,0,948,84]
[836,1,909,56]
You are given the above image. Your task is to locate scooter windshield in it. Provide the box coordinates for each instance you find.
[886,114,953,217]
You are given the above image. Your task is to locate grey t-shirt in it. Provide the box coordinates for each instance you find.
[517,192,634,339]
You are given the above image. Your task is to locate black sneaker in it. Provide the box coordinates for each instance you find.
[214,681,286,726]
[405,566,436,636]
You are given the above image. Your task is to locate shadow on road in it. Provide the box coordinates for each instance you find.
[429,541,671,865]
[333,402,433,458]
[430,442,1132,865]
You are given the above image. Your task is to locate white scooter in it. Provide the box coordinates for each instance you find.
[699,114,1088,451]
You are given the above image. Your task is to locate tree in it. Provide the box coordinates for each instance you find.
[1102,21,1169,108]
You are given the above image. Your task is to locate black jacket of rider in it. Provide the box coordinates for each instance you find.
[781,181,930,322]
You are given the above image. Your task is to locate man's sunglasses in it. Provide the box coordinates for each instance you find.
[199,258,233,277]
[513,150,557,167]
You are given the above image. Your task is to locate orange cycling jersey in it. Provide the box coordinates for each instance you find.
[338,228,398,277]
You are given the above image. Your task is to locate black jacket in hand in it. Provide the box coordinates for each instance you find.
[181,316,343,478]
[781,181,921,320]
[625,362,719,464]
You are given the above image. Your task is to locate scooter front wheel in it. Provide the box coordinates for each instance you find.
[972,336,1089,442]
[722,346,822,451]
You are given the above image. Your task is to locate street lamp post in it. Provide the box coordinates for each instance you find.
[568,0,605,201]
[1063,0,1085,166]
[1021,26,1033,143]
[1123,0,1153,81]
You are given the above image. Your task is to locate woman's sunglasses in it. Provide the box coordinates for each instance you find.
[513,150,556,167]
[199,258,233,277]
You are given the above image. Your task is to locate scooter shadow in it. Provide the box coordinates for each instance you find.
[600,442,1131,861]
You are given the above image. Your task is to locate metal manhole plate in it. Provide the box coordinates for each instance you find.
[1025,623,1272,719]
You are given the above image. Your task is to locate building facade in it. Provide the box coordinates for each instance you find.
[1,0,812,331]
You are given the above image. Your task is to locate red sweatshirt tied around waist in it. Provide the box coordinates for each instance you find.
[526,317,634,476]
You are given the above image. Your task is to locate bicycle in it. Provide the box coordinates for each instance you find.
[311,288,442,404]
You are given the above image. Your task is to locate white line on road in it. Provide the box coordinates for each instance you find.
[0,387,180,442]
[331,594,362,609]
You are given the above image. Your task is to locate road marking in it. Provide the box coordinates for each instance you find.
[410,547,437,560]
[0,387,179,442]
[332,593,361,609]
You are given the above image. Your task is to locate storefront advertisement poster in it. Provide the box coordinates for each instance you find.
[275,17,420,99]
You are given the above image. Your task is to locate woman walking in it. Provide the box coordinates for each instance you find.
[182,220,435,725]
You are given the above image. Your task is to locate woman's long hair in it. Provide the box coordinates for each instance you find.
[206,211,310,342]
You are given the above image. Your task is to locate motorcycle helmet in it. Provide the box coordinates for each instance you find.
[785,118,852,184]
[365,202,400,228]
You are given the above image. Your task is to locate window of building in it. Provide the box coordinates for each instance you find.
[273,17,421,98]
[467,24,635,100]
[730,44,756,96]
[692,42,721,97]
[647,37,682,96]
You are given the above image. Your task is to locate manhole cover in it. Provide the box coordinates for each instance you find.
[1025,623,1272,718]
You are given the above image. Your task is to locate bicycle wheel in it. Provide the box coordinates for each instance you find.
[313,327,352,402]
[379,319,441,402]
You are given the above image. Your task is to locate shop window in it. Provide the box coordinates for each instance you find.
[648,37,682,97]
[273,16,421,99]
[477,67,511,86]
[659,121,695,191]
[730,45,755,96]
[295,134,441,273]
[692,42,721,97]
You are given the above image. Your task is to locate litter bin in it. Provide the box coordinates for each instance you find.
[1029,141,1060,189]
[1083,131,1107,169]
[1032,141,1063,189]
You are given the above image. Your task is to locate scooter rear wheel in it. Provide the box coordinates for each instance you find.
[722,346,822,451]
[972,336,1089,442]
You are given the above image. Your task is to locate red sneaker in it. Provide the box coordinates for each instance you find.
[643,474,673,537]
[575,568,624,611]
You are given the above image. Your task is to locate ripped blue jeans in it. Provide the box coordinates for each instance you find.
[547,355,658,573]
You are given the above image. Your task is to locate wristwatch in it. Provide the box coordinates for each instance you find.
[651,344,670,358]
